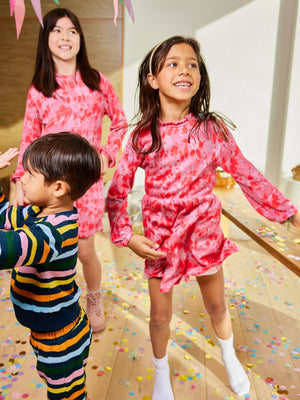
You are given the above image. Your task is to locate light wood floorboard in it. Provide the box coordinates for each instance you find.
[0,215,299,399]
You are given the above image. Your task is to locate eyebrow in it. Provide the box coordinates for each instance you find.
[165,56,198,62]
[53,23,77,30]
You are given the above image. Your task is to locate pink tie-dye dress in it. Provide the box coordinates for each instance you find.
[12,72,127,237]
[106,113,297,292]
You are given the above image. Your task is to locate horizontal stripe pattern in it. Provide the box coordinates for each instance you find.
[0,190,80,331]
[30,309,91,400]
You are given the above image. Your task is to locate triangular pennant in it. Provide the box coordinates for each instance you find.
[124,0,135,23]
[30,0,43,27]
[14,0,25,39]
[113,0,118,26]
[9,0,17,16]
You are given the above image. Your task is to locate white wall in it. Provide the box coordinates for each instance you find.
[123,0,300,200]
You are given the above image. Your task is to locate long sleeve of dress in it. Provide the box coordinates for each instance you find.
[106,138,143,246]
[98,74,128,168]
[218,130,298,222]
[11,87,42,182]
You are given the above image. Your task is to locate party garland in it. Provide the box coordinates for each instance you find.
[9,0,134,39]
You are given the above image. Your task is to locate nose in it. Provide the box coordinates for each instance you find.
[20,171,28,184]
[178,64,189,75]
[61,30,70,41]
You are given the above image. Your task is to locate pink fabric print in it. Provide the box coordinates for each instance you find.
[13,72,127,237]
[106,113,297,292]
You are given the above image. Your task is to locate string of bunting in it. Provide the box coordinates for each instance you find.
[9,0,134,39]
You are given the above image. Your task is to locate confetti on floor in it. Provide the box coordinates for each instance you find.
[1,220,299,399]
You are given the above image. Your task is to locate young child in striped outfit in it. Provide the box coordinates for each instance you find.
[0,132,101,400]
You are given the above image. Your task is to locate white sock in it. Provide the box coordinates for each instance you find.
[152,354,174,400]
[217,335,250,396]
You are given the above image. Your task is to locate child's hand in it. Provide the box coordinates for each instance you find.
[128,234,166,260]
[0,148,19,169]
[99,153,109,176]
[292,212,300,228]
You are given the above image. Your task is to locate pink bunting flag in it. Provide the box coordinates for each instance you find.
[30,0,44,27]
[113,0,118,26]
[9,0,16,16]
[124,0,134,22]
[14,0,25,39]
[113,0,134,25]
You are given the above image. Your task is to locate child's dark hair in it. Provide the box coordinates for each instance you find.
[22,132,101,201]
[32,8,100,97]
[133,35,235,155]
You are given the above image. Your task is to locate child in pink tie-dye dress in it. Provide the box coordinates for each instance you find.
[106,36,299,399]
[12,8,127,333]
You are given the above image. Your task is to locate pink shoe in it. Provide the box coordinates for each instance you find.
[86,290,106,332]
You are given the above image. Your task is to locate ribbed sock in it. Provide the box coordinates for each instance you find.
[152,354,174,400]
[217,335,250,395]
[87,288,101,294]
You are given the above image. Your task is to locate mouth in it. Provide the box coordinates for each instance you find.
[174,81,192,88]
[59,45,72,50]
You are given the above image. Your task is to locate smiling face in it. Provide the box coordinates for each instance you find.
[148,43,201,115]
[48,16,80,72]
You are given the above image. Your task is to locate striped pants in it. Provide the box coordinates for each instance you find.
[30,308,92,400]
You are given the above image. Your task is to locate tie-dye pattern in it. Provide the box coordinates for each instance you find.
[106,114,297,292]
[12,72,127,237]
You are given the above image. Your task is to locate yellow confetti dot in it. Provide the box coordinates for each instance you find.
[137,376,144,382]
[246,364,254,369]
[105,366,111,371]
[183,310,189,314]
[146,375,153,380]
[142,397,152,400]
[205,354,212,359]
[206,338,215,347]
[147,368,153,373]
[179,375,187,381]
[184,355,191,360]
[122,338,128,343]
[213,388,219,394]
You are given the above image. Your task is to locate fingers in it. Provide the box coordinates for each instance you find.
[99,153,109,176]
[128,234,166,260]
[0,148,19,169]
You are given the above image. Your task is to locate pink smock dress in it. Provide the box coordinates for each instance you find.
[106,114,297,292]
[12,72,127,237]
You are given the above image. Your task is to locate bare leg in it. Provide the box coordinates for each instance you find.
[78,235,106,332]
[196,269,231,339]
[78,235,101,291]
[148,278,174,400]
[196,269,250,395]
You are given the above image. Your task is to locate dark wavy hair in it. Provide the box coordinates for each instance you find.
[22,132,101,201]
[32,8,100,97]
[132,36,235,155]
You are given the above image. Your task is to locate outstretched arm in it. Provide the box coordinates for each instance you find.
[0,148,19,169]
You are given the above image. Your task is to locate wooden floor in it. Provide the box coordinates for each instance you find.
[0,215,299,400]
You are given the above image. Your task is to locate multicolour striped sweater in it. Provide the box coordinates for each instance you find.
[0,190,81,332]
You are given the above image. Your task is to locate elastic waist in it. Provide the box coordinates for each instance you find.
[31,308,83,340]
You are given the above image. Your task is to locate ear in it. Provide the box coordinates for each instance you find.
[53,180,70,199]
[147,73,159,90]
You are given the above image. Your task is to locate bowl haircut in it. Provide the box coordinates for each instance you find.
[22,132,101,201]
